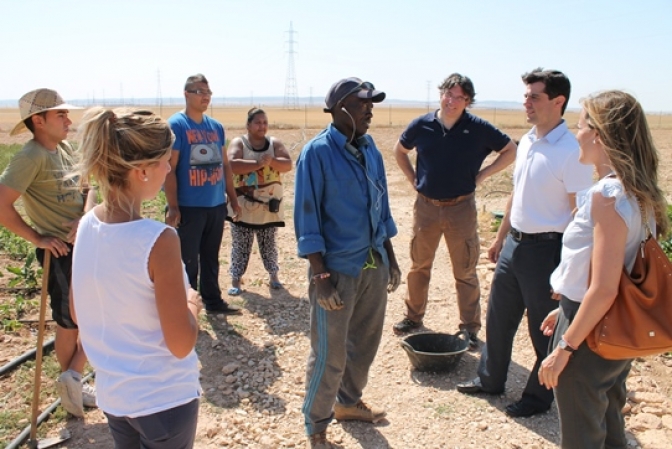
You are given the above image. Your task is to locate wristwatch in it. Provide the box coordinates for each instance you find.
[558,338,576,353]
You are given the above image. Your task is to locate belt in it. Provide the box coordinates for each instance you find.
[418,192,474,207]
[510,228,562,242]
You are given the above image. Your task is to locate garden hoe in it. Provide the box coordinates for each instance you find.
[27,252,71,449]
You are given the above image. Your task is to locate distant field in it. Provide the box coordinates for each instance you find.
[2,106,671,132]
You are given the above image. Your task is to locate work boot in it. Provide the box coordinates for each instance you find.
[392,318,422,335]
[333,400,386,423]
[306,430,338,448]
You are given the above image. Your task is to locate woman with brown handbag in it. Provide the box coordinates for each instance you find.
[537,90,669,449]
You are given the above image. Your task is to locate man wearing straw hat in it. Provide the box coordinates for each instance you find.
[0,88,97,417]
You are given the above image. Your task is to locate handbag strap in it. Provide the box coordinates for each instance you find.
[636,199,653,241]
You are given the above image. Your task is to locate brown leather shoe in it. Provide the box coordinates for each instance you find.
[306,430,338,449]
[333,400,387,423]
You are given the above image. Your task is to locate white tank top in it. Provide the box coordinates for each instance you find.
[72,209,200,417]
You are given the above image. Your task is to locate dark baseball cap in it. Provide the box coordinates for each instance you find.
[323,77,385,112]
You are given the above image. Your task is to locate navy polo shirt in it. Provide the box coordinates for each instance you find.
[400,110,510,199]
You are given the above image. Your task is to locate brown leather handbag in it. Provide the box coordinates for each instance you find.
[587,208,672,360]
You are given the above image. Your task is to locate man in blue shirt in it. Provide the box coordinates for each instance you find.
[165,74,241,314]
[393,73,516,349]
[294,77,401,449]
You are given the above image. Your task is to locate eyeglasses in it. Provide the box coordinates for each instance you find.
[186,89,213,96]
[443,91,468,102]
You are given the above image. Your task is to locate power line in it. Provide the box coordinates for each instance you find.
[283,21,299,110]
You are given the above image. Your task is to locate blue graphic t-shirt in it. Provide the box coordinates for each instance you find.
[168,112,226,207]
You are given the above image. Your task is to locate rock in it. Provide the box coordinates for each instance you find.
[642,406,664,416]
[629,391,666,404]
[662,415,672,429]
[635,429,672,449]
[222,362,240,374]
[629,413,662,430]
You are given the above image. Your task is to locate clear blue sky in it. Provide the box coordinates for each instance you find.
[2,0,671,111]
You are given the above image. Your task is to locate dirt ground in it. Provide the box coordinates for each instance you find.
[1,124,672,448]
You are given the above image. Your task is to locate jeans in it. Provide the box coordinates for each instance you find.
[105,398,199,449]
[177,204,226,309]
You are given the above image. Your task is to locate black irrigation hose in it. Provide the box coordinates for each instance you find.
[5,372,95,449]
[0,338,55,377]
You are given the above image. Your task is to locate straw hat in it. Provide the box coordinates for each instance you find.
[10,88,81,136]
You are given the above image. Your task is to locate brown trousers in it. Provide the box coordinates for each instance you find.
[405,192,481,332]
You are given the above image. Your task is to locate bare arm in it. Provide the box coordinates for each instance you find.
[393,140,416,188]
[384,239,401,293]
[227,138,256,174]
[475,140,517,185]
[269,138,292,173]
[222,145,241,217]
[0,183,69,257]
[150,227,200,359]
[488,190,513,263]
[229,137,292,175]
[540,193,626,388]
[164,150,181,227]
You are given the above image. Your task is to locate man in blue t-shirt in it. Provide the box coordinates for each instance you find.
[166,74,241,315]
[393,73,517,349]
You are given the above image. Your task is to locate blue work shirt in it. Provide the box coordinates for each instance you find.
[294,124,397,277]
[400,110,510,199]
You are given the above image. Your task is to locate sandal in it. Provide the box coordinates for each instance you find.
[227,287,242,296]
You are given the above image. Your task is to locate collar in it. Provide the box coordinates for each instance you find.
[327,123,368,149]
[433,109,469,133]
[530,120,568,144]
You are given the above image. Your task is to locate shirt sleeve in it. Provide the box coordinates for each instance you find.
[399,117,421,150]
[483,122,511,152]
[293,143,326,258]
[561,147,594,193]
[0,152,40,194]
[170,117,184,153]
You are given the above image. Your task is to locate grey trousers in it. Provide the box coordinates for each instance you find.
[104,398,199,449]
[554,296,631,449]
[477,233,561,409]
[302,252,389,436]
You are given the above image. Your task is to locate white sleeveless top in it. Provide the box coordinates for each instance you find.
[550,177,656,303]
[72,210,200,417]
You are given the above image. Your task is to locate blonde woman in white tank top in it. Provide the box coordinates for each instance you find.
[72,108,202,449]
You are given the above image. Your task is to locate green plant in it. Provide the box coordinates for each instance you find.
[662,205,672,261]
[0,226,33,259]
[5,252,41,290]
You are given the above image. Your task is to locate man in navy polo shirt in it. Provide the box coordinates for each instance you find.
[393,73,516,349]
